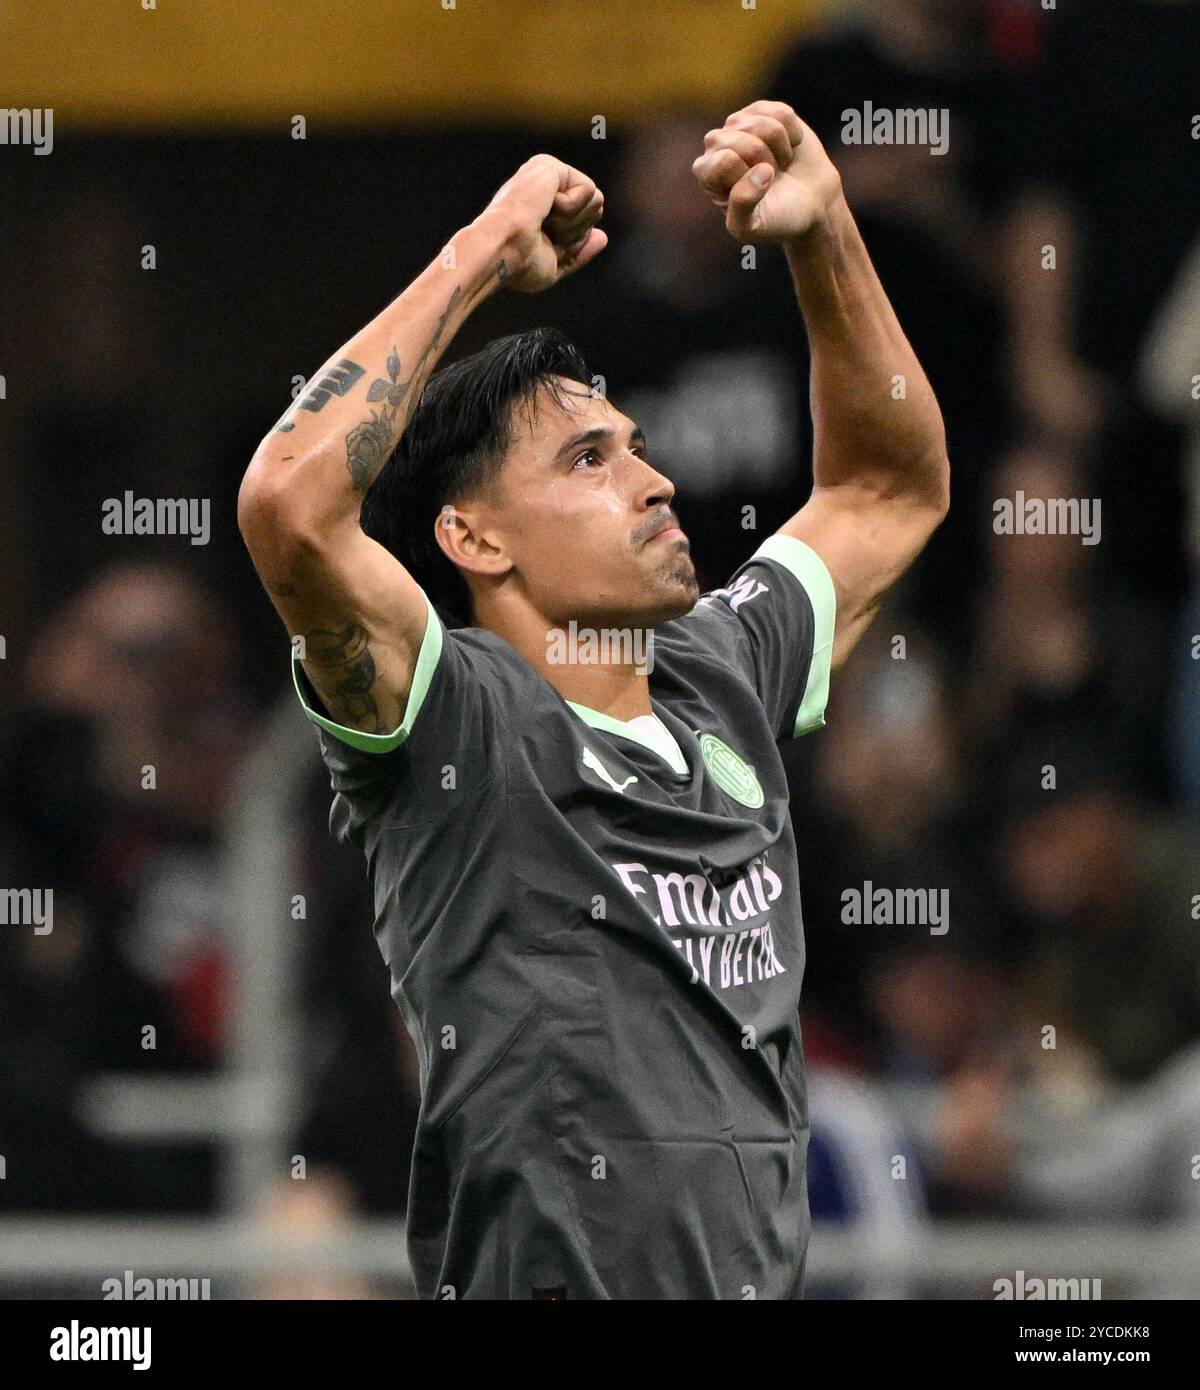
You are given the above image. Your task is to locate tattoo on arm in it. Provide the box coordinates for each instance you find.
[304,622,383,731]
[345,264,505,493]
[275,358,366,433]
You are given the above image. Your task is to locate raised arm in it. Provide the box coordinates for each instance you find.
[692,101,950,669]
[238,156,606,734]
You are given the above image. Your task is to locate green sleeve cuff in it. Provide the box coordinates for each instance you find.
[290,593,443,753]
[753,534,836,737]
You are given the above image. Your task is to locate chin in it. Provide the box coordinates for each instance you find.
[646,570,700,625]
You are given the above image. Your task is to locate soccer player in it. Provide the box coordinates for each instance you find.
[238,100,949,1299]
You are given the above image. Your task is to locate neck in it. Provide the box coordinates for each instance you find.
[555,662,654,721]
[478,601,655,720]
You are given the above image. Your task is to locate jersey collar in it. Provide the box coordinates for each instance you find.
[565,701,690,777]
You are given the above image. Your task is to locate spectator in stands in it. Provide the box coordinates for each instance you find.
[798,618,995,1059]
[996,775,1200,1086]
[965,441,1169,803]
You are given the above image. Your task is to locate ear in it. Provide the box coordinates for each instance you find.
[432,504,512,579]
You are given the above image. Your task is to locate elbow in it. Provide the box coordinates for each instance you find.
[237,451,326,564]
[873,443,950,525]
[928,447,951,523]
[858,425,950,524]
[916,427,951,523]
[237,454,285,548]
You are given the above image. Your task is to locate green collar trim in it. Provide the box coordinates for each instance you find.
[565,701,690,776]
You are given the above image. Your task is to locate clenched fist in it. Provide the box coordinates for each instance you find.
[479,154,607,293]
[692,100,844,244]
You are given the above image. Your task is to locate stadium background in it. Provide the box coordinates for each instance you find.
[2,0,1200,1298]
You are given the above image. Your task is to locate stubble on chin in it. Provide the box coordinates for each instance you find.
[656,558,700,621]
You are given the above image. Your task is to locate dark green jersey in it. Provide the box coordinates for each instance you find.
[293,535,835,1299]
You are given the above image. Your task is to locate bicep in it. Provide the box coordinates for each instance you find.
[778,486,941,670]
[245,509,428,737]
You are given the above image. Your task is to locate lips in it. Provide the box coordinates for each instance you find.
[644,517,687,546]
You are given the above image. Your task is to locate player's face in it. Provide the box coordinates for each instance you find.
[492,378,699,626]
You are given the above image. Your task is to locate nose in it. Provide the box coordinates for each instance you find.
[627,448,674,511]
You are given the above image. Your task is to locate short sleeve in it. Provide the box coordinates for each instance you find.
[290,593,513,831]
[671,534,836,741]
[291,592,444,755]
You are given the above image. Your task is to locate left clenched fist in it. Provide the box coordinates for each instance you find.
[692,100,843,244]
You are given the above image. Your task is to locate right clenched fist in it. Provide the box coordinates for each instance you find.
[478,154,607,293]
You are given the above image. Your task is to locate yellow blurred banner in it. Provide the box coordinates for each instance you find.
[3,0,840,130]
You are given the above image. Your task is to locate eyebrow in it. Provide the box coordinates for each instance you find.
[553,423,646,463]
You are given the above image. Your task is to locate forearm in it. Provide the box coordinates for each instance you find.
[785,196,948,507]
[240,214,510,540]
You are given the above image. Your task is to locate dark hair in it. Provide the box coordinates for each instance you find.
[360,327,591,627]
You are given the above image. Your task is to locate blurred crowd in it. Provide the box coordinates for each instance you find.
[2,0,1199,1297]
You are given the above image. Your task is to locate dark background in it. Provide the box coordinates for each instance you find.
[2,0,1199,1297]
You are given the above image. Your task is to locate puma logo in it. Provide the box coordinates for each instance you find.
[582,746,638,795]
